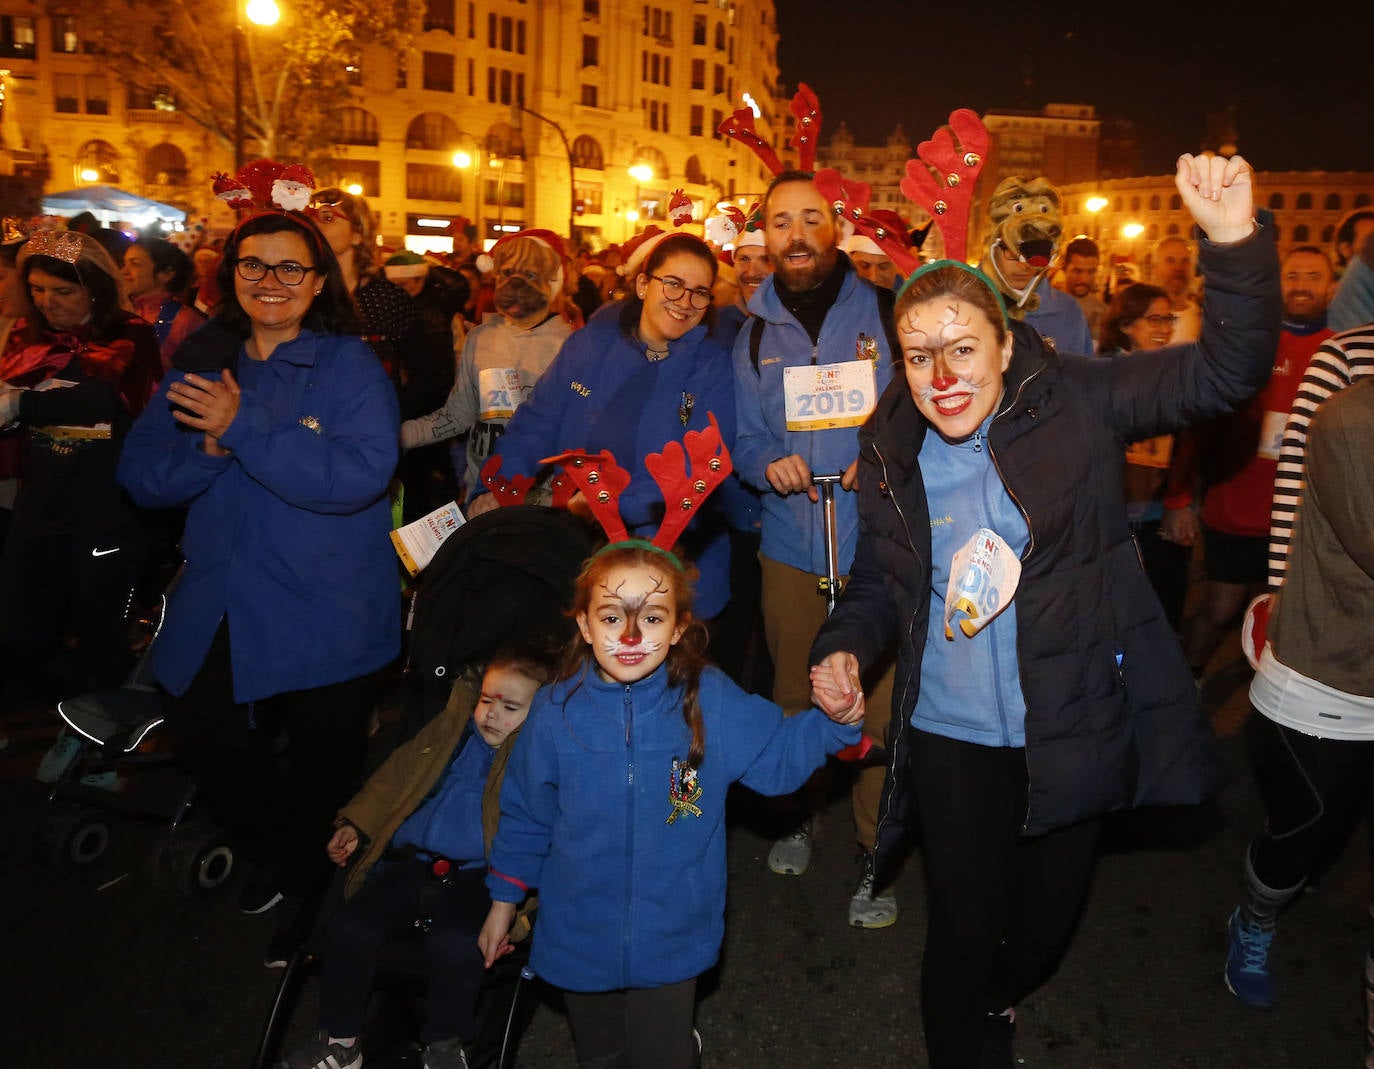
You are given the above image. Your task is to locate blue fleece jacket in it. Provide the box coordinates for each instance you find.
[473,309,738,619]
[117,330,400,702]
[392,723,492,865]
[486,662,858,992]
[1025,283,1094,357]
[732,267,894,575]
[914,414,1030,747]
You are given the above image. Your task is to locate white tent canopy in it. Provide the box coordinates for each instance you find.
[41,185,187,228]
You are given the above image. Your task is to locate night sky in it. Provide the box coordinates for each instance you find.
[777,3,1374,177]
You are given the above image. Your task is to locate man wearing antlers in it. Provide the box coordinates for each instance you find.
[730,163,900,929]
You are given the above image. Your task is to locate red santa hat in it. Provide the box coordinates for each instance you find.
[475,228,567,293]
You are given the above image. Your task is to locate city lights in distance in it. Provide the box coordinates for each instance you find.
[452,151,473,169]
[1086,196,1108,213]
[416,218,451,228]
[625,209,640,223]
[1121,223,1144,239]
[628,163,654,183]
[80,168,99,182]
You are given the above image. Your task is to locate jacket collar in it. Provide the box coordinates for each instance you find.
[252,329,322,368]
[749,252,860,325]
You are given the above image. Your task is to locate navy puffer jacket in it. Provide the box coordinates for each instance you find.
[810,219,1280,872]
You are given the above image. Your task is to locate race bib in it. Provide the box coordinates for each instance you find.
[478,367,524,422]
[943,528,1022,639]
[1125,434,1173,470]
[1256,409,1288,461]
[783,360,877,432]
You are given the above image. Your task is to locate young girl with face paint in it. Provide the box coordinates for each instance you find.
[479,541,862,1069]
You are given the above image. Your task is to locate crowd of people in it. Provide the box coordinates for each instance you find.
[1,139,1371,1069]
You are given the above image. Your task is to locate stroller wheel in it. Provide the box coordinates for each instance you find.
[158,819,236,898]
[32,805,112,873]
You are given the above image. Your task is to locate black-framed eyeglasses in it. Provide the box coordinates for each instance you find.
[649,274,713,309]
[234,257,316,287]
[1141,313,1179,326]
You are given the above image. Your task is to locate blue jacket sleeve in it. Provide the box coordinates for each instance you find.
[703,672,859,795]
[216,343,399,514]
[486,695,560,902]
[730,324,781,491]
[118,372,233,508]
[469,338,578,499]
[1329,253,1374,334]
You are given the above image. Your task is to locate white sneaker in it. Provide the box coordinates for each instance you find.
[767,819,813,875]
[848,852,897,929]
[36,728,83,783]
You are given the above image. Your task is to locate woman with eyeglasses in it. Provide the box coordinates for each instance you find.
[118,210,400,942]
[468,232,740,623]
[1101,282,1198,631]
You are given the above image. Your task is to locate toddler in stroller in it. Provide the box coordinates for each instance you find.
[261,503,595,1069]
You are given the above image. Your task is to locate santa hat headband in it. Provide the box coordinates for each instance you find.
[212,159,319,219]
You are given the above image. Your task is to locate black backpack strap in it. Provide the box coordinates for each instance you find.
[748,314,767,375]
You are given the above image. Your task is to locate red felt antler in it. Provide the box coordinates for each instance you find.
[814,169,921,278]
[898,108,989,263]
[538,449,633,543]
[788,83,823,172]
[718,108,784,177]
[643,413,733,553]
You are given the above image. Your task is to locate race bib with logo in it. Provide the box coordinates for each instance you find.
[478,367,524,422]
[1124,434,1173,470]
[783,360,877,432]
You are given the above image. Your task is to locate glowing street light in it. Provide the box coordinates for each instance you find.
[1121,222,1144,240]
[234,0,281,170]
[628,163,654,184]
[79,167,100,183]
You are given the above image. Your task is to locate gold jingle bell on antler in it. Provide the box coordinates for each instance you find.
[947,174,961,187]
[964,152,982,167]
[597,490,611,503]
[586,470,600,484]
[693,479,707,493]
[934,200,949,215]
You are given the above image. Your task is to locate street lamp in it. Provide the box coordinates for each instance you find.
[1085,195,1108,246]
[511,102,578,241]
[628,162,653,226]
[233,0,280,170]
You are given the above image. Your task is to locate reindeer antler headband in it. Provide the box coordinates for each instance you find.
[812,108,990,281]
[719,83,824,175]
[477,415,733,569]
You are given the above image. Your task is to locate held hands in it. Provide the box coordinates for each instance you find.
[326,824,359,867]
[479,901,518,968]
[809,652,865,725]
[168,368,241,447]
[1160,505,1200,546]
[1175,153,1256,245]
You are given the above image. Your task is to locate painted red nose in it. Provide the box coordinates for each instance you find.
[620,631,642,646]
[932,374,958,390]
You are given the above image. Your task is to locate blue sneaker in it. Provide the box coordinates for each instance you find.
[1225,908,1276,1008]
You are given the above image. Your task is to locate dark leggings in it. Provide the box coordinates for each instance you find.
[563,977,698,1069]
[911,729,1101,1069]
[320,859,488,1044]
[1246,713,1374,891]
[162,620,376,897]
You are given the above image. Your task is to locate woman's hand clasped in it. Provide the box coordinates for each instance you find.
[168,368,241,453]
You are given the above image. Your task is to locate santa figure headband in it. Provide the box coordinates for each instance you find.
[478,415,733,569]
[212,159,318,218]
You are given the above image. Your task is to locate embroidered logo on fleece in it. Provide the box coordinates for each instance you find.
[665,757,703,824]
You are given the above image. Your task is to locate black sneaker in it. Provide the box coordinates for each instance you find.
[239,865,284,915]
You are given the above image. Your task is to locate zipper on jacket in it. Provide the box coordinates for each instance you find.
[986,362,1044,832]
[987,365,1044,563]
[980,466,1012,748]
[871,443,922,863]
[622,684,635,983]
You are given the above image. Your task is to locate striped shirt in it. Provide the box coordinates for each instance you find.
[1268,325,1374,587]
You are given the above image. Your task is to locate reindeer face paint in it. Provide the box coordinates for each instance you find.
[577,563,688,684]
[898,297,1013,443]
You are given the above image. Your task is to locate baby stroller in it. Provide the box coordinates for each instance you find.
[255,503,596,1069]
[31,567,237,898]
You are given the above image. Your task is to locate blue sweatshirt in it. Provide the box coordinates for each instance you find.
[392,724,493,866]
[487,662,858,992]
[912,413,1031,747]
